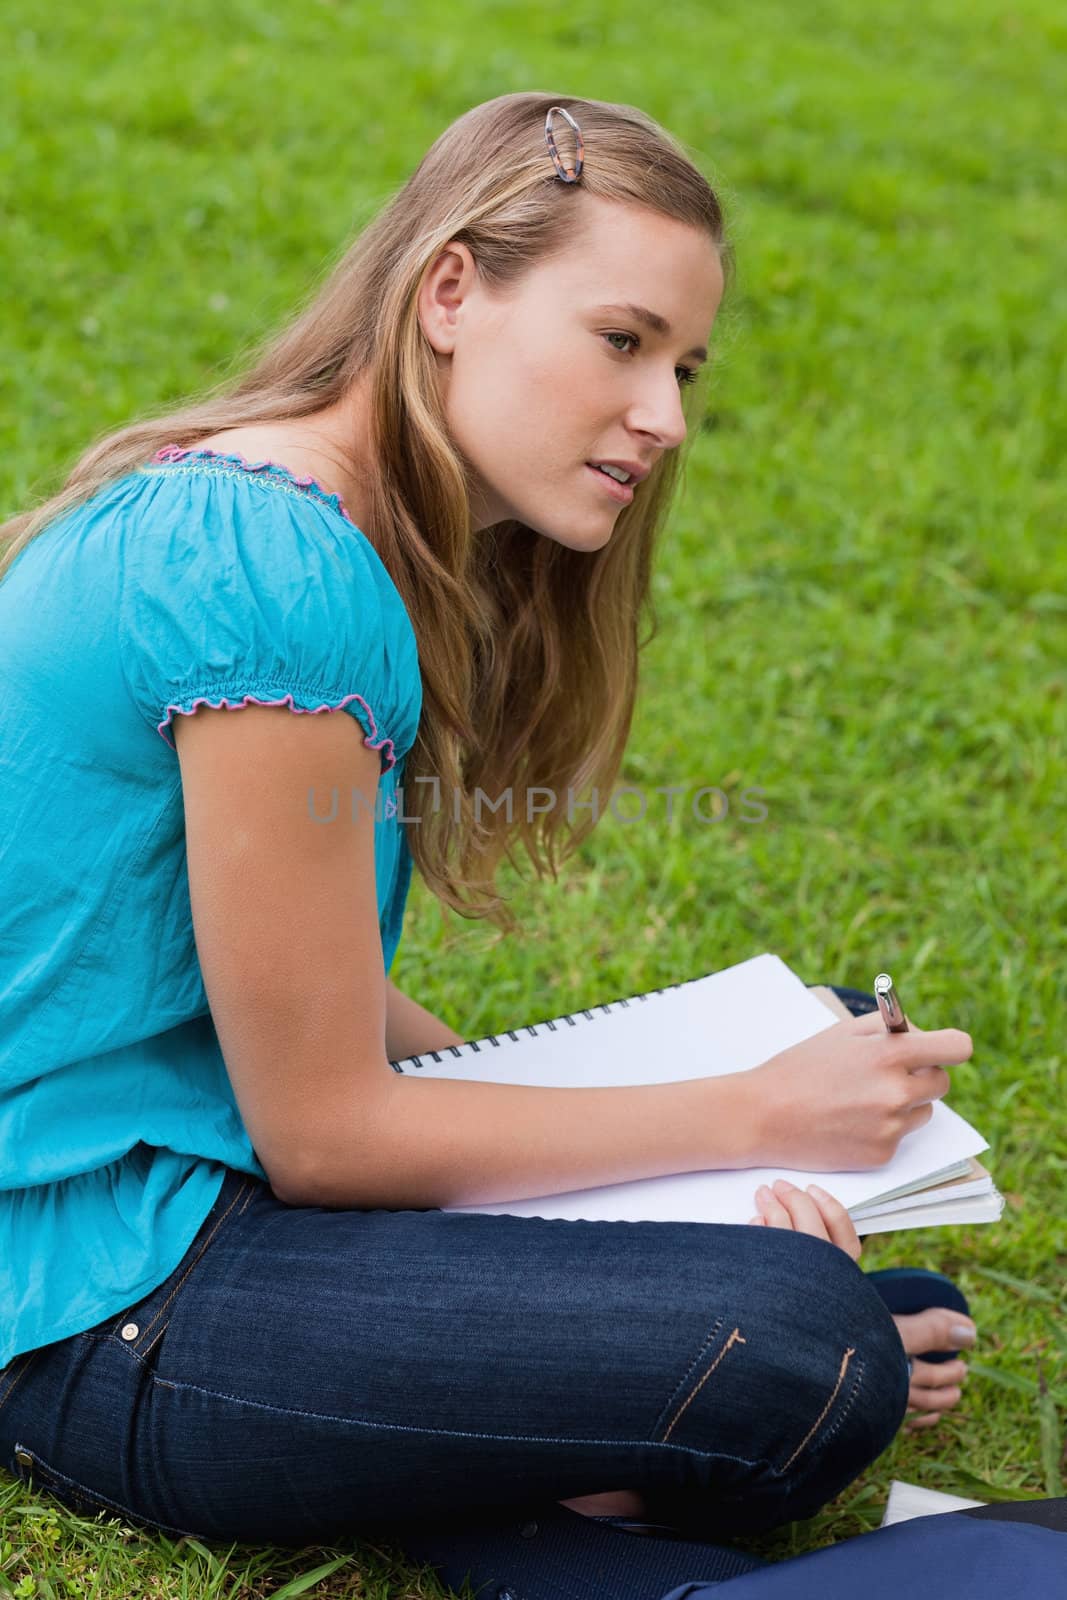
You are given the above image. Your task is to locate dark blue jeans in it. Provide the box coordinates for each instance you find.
[0,987,907,1552]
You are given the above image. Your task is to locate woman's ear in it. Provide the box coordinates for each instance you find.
[416,241,478,357]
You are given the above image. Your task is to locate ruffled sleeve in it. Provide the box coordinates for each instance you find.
[117,459,422,773]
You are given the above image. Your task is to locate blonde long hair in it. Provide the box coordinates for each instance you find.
[0,92,731,931]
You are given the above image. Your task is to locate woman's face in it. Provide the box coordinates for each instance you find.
[417,193,725,548]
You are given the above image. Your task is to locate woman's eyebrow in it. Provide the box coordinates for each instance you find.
[593,302,707,362]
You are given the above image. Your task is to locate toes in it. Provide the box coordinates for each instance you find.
[909,1357,968,1388]
[908,1384,963,1413]
[893,1306,977,1355]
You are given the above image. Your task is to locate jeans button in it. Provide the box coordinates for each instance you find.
[14,1447,32,1468]
[120,1323,139,1341]
[496,1591,518,1600]
[520,1520,539,1538]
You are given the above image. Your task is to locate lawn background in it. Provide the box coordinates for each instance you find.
[1,0,1065,1595]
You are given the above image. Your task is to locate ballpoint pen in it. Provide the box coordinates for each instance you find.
[875,972,918,1379]
[874,972,909,1033]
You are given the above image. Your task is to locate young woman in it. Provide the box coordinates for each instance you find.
[0,93,976,1592]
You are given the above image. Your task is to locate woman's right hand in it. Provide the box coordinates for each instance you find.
[740,1011,974,1171]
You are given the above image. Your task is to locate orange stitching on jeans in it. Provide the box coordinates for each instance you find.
[137,1323,168,1365]
[0,1348,42,1419]
[659,1328,746,1442]
[130,1178,253,1352]
[780,1346,856,1472]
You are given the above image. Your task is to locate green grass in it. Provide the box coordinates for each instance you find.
[2,0,1065,1592]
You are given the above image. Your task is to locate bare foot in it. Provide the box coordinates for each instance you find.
[893,1306,977,1431]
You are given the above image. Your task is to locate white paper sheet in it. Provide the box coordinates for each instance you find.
[882,1480,985,1525]
[391,953,989,1226]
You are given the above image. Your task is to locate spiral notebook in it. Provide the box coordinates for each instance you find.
[388,952,1003,1235]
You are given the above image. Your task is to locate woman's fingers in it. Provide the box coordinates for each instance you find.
[770,1180,831,1240]
[907,1026,973,1066]
[805,1184,862,1260]
[848,1011,922,1035]
[846,1011,973,1068]
[904,1065,952,1105]
[751,1179,861,1262]
[753,1183,795,1230]
[903,1101,936,1137]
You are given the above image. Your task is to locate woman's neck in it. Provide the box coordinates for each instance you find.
[194,381,375,531]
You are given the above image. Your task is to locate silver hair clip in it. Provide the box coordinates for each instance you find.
[544,106,585,183]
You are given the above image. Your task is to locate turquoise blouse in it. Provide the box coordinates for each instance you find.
[0,446,423,1367]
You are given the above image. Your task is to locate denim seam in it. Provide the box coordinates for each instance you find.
[13,1444,201,1539]
[798,1357,866,1461]
[123,1178,255,1356]
[648,1315,725,1441]
[776,1346,859,1475]
[75,1178,255,1355]
[658,1328,747,1444]
[0,1348,43,1421]
[148,1373,778,1474]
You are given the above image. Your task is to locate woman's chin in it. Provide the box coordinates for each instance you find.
[527,516,618,552]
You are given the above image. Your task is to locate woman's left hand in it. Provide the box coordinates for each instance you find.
[748,1177,862,1261]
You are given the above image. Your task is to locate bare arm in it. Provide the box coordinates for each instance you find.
[174,704,965,1216]
[360,988,763,1212]
[311,1069,760,1211]
[173,701,762,1212]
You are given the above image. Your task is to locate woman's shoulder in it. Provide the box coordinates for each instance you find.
[141,428,420,654]
[119,431,422,753]
[189,428,351,504]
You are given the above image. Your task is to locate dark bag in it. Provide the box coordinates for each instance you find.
[658,1500,1067,1600]
[386,1498,1067,1600]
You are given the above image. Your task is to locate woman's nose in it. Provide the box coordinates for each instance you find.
[630,383,687,451]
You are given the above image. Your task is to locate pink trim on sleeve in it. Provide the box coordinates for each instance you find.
[152,444,358,527]
[157,692,397,771]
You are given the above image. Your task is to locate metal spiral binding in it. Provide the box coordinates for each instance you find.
[388,976,696,1072]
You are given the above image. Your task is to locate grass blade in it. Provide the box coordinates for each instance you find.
[969,1269,1063,1306]
[920,1463,1040,1502]
[268,1556,353,1597]
[968,1362,1040,1395]
[1037,1365,1065,1498]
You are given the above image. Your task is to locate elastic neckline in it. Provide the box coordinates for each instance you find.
[150,444,358,528]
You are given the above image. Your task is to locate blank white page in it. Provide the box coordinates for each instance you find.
[882,1481,985,1526]
[392,952,988,1226]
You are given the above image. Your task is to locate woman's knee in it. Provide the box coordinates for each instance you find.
[685,1229,906,1463]
[751,1229,909,1477]
[637,1229,909,1539]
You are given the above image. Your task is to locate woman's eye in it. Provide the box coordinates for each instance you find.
[603,331,700,388]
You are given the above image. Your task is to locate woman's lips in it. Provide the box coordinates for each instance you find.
[585,463,635,504]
